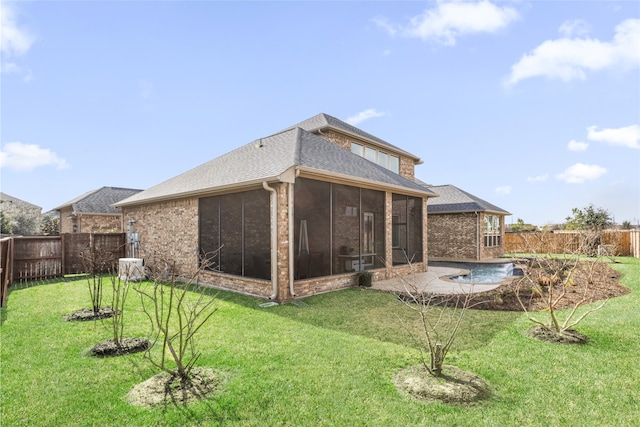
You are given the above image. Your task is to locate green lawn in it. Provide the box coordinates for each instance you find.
[1,257,638,426]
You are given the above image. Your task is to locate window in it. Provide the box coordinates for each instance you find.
[350,142,400,174]
[364,146,376,162]
[484,215,502,247]
[388,155,400,174]
[377,152,388,169]
[199,189,271,279]
[294,178,385,276]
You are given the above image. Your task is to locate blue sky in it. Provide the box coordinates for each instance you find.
[2,1,639,226]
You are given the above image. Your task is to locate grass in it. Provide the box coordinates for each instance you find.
[1,257,639,426]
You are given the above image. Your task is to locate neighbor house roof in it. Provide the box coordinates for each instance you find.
[53,187,142,214]
[425,184,510,215]
[282,113,422,163]
[0,192,41,210]
[116,128,436,207]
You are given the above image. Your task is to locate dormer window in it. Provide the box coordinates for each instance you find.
[351,142,400,174]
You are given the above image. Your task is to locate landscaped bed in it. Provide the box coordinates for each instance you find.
[1,257,638,426]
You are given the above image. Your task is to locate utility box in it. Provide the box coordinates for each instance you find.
[118,258,145,281]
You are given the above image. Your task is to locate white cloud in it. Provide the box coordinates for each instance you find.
[505,18,640,86]
[567,140,589,151]
[0,3,34,56]
[375,0,519,46]
[527,174,549,183]
[0,142,69,171]
[495,185,511,195]
[346,109,386,125]
[556,163,607,184]
[587,124,640,149]
[558,19,591,38]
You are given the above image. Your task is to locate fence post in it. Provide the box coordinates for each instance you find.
[61,233,66,276]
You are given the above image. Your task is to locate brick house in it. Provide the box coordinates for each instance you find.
[54,187,142,234]
[116,113,437,301]
[425,184,511,260]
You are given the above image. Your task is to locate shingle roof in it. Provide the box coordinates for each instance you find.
[0,192,41,210]
[282,113,421,162]
[54,187,142,214]
[116,128,435,207]
[425,184,511,215]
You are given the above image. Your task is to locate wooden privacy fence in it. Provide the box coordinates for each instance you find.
[505,230,640,257]
[0,233,125,307]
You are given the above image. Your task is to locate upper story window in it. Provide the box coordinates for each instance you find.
[351,142,400,174]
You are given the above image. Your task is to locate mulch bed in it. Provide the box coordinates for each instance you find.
[127,367,224,407]
[91,337,151,357]
[64,307,115,321]
[473,259,630,312]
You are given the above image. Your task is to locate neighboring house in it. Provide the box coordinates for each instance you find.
[116,113,437,301]
[54,187,142,233]
[425,184,511,260]
[0,192,43,236]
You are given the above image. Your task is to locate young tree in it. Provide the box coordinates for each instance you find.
[399,285,472,376]
[392,272,488,405]
[91,263,150,357]
[514,233,610,344]
[81,247,116,314]
[135,254,218,385]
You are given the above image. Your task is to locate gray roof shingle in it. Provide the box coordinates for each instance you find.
[117,128,435,207]
[54,187,142,214]
[282,113,421,162]
[425,184,510,215]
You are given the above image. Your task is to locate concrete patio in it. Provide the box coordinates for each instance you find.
[372,266,506,295]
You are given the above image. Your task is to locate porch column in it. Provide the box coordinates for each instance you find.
[385,192,393,278]
[275,182,292,301]
[422,196,429,272]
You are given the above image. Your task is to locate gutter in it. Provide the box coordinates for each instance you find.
[263,181,279,300]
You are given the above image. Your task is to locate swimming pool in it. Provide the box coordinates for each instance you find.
[429,261,519,284]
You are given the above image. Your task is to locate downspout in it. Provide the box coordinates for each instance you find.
[263,181,278,300]
[288,182,296,297]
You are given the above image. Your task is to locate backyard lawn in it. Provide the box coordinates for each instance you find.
[1,257,638,426]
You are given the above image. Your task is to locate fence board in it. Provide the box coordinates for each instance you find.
[0,233,126,307]
[63,233,91,274]
[12,236,62,281]
[1,237,12,307]
[505,230,638,257]
[631,230,640,258]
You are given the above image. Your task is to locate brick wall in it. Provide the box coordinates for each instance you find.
[80,215,122,233]
[58,207,74,234]
[59,208,123,234]
[428,212,479,259]
[122,197,199,273]
[121,185,429,302]
[428,212,506,260]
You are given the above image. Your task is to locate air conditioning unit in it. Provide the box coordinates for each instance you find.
[118,258,145,281]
